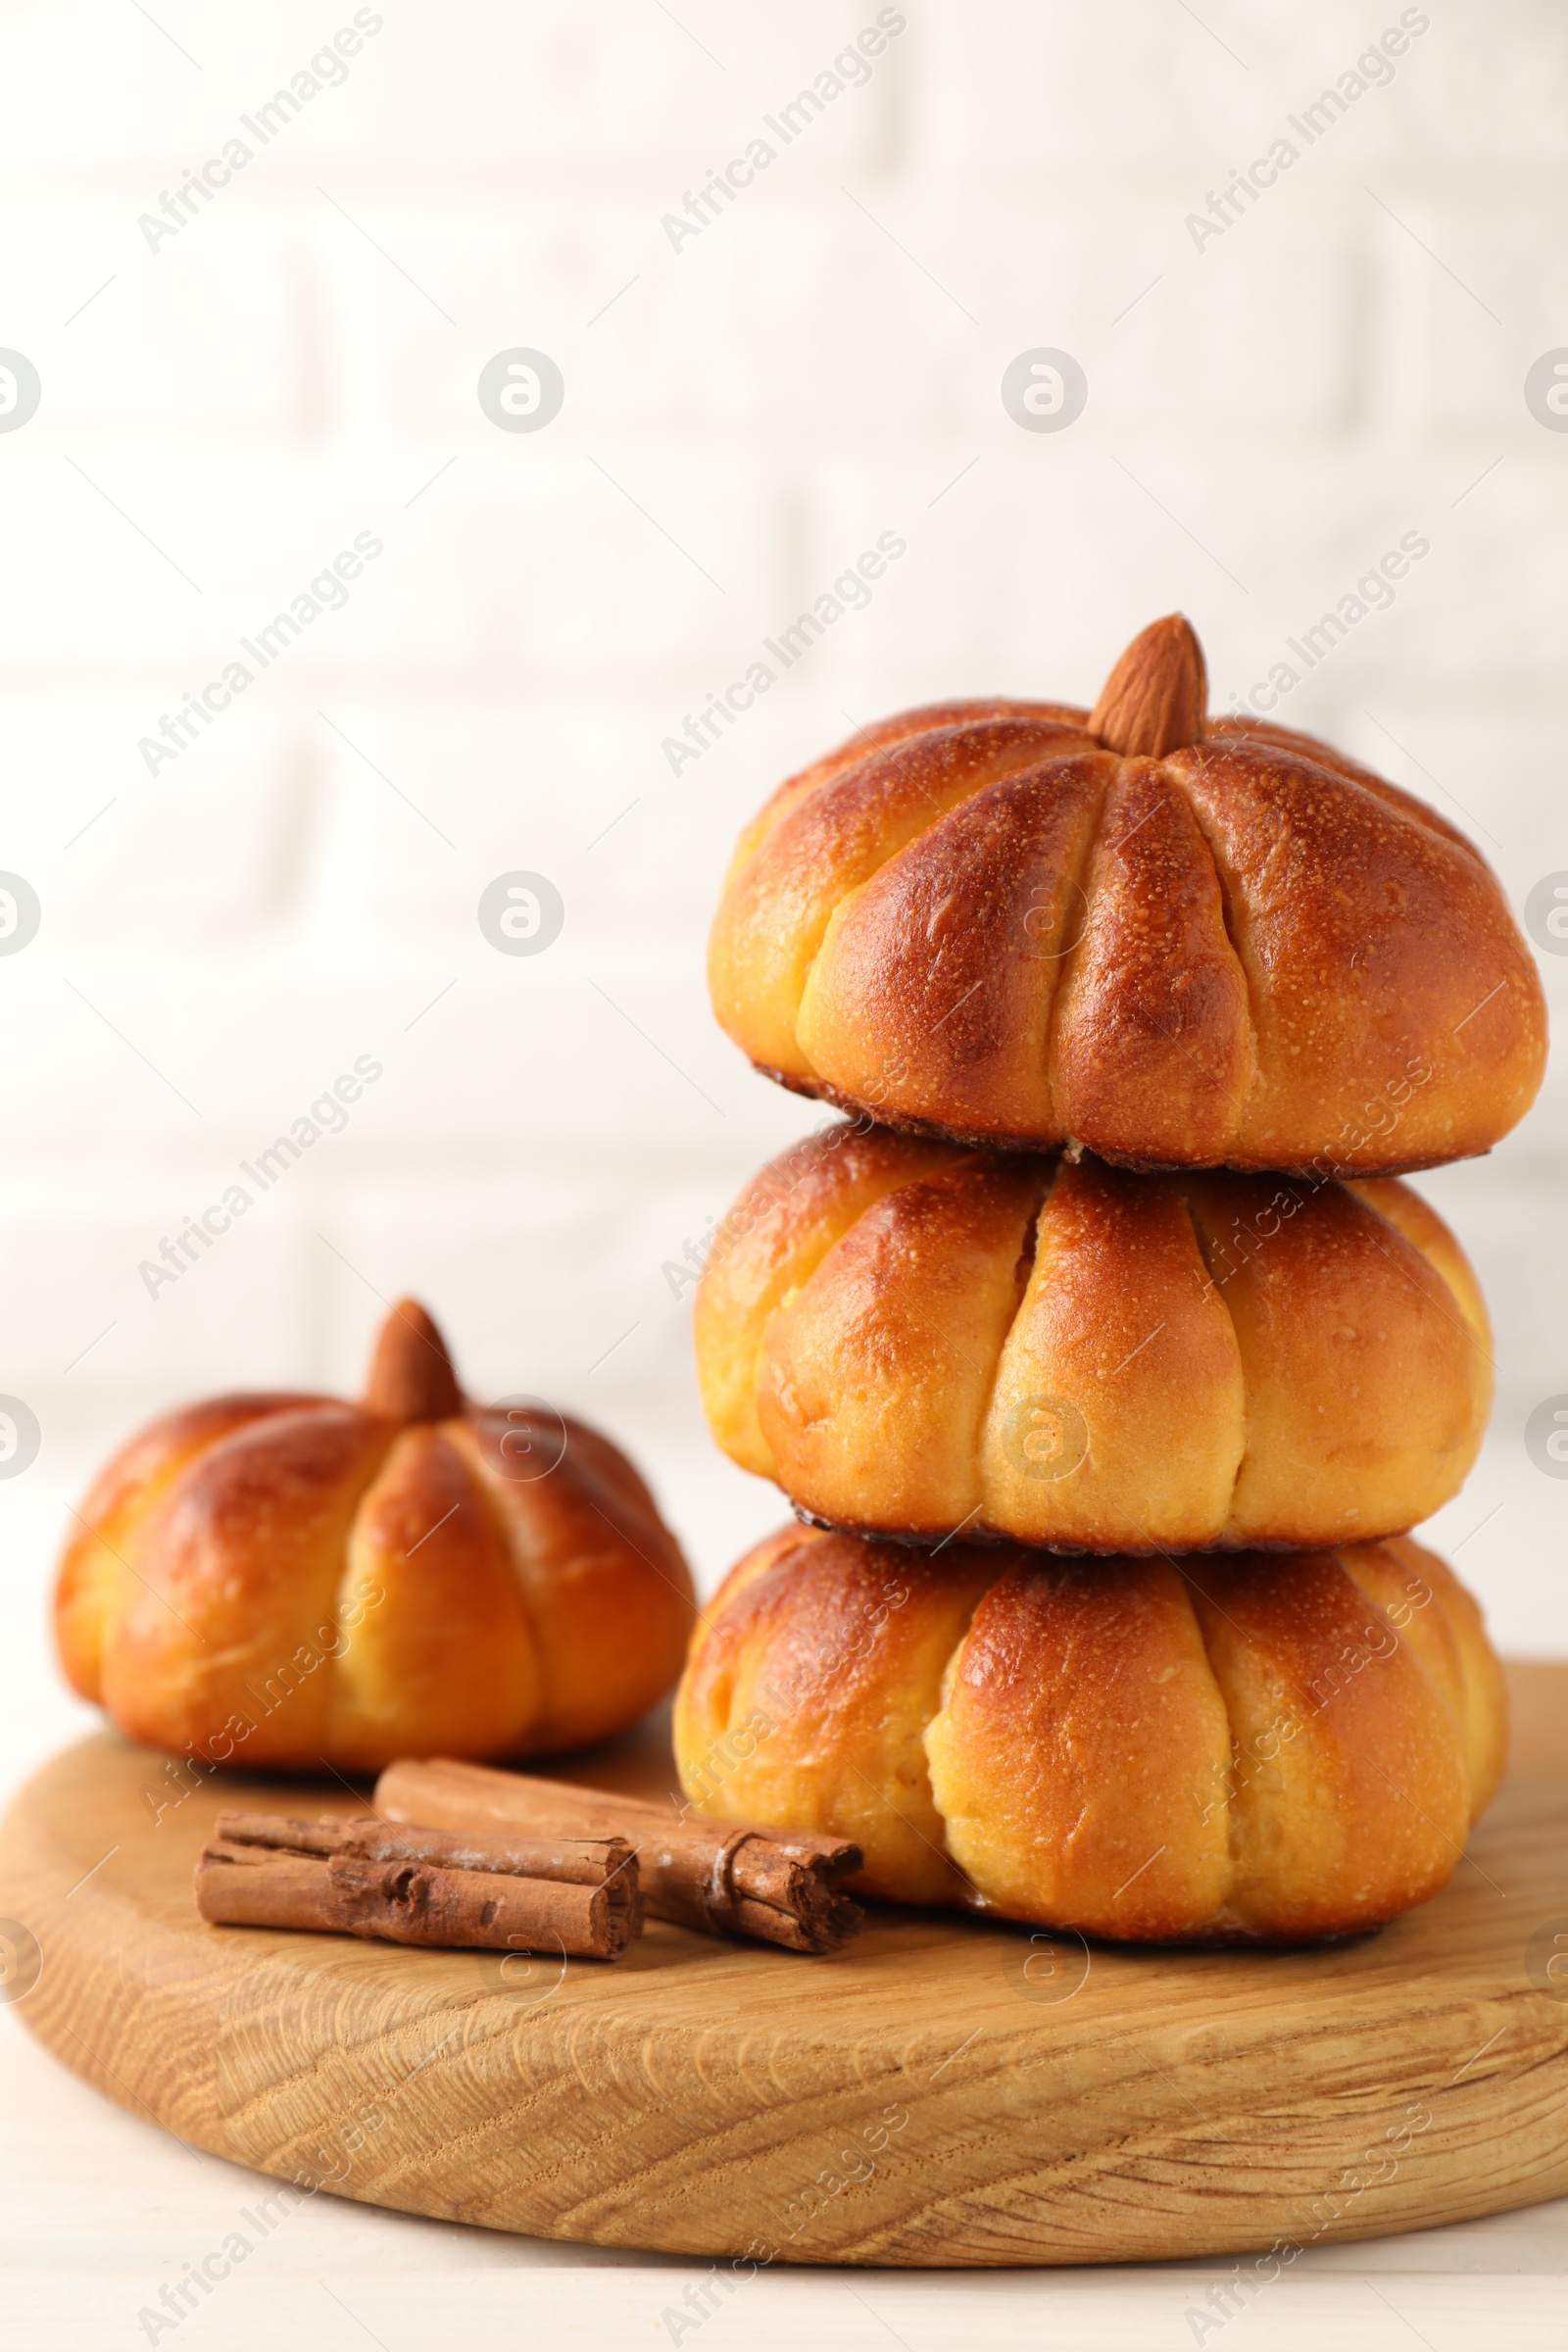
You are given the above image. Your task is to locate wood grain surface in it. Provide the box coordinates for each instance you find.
[2,1664,1567,2269]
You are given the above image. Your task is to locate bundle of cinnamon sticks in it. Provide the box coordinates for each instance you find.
[376,1758,864,1956]
[194,1764,864,1962]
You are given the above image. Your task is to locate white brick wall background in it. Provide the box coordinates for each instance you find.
[2,0,1567,1789]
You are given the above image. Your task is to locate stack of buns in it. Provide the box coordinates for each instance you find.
[674,614,1545,1944]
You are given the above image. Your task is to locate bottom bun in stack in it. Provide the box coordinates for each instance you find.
[673,1524,1504,1945]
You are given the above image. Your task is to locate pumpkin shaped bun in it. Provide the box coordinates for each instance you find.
[54,1299,695,1770]
[708,616,1546,1174]
[695,1122,1492,1554]
[673,1521,1506,1943]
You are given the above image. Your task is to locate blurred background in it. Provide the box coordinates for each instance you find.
[1,0,1565,1797]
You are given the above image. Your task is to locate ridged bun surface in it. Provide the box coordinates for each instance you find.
[708,616,1546,1173]
[695,1123,1492,1552]
[673,1522,1506,1943]
[54,1299,695,1770]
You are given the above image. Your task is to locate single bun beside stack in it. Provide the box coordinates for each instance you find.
[56,1298,695,1770]
[677,613,1540,1944]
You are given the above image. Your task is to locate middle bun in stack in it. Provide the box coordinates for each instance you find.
[695,1121,1490,1553]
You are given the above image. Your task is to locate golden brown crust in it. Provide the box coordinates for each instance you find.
[796,748,1114,1146]
[54,1309,695,1771]
[1048,759,1255,1163]
[53,1392,320,1700]
[678,1526,999,1904]
[708,638,1546,1172]
[724,698,1087,890]
[1203,713,1478,852]
[673,1523,1506,1943]
[695,1126,1493,1552]
[710,714,1098,1080]
[694,1122,968,1478]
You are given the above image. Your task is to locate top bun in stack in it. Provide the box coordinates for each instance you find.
[709,616,1545,1175]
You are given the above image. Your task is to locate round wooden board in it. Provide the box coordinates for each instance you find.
[5,1667,1568,2269]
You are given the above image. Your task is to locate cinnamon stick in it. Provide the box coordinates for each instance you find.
[195,1812,640,1959]
[373,1759,864,1956]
